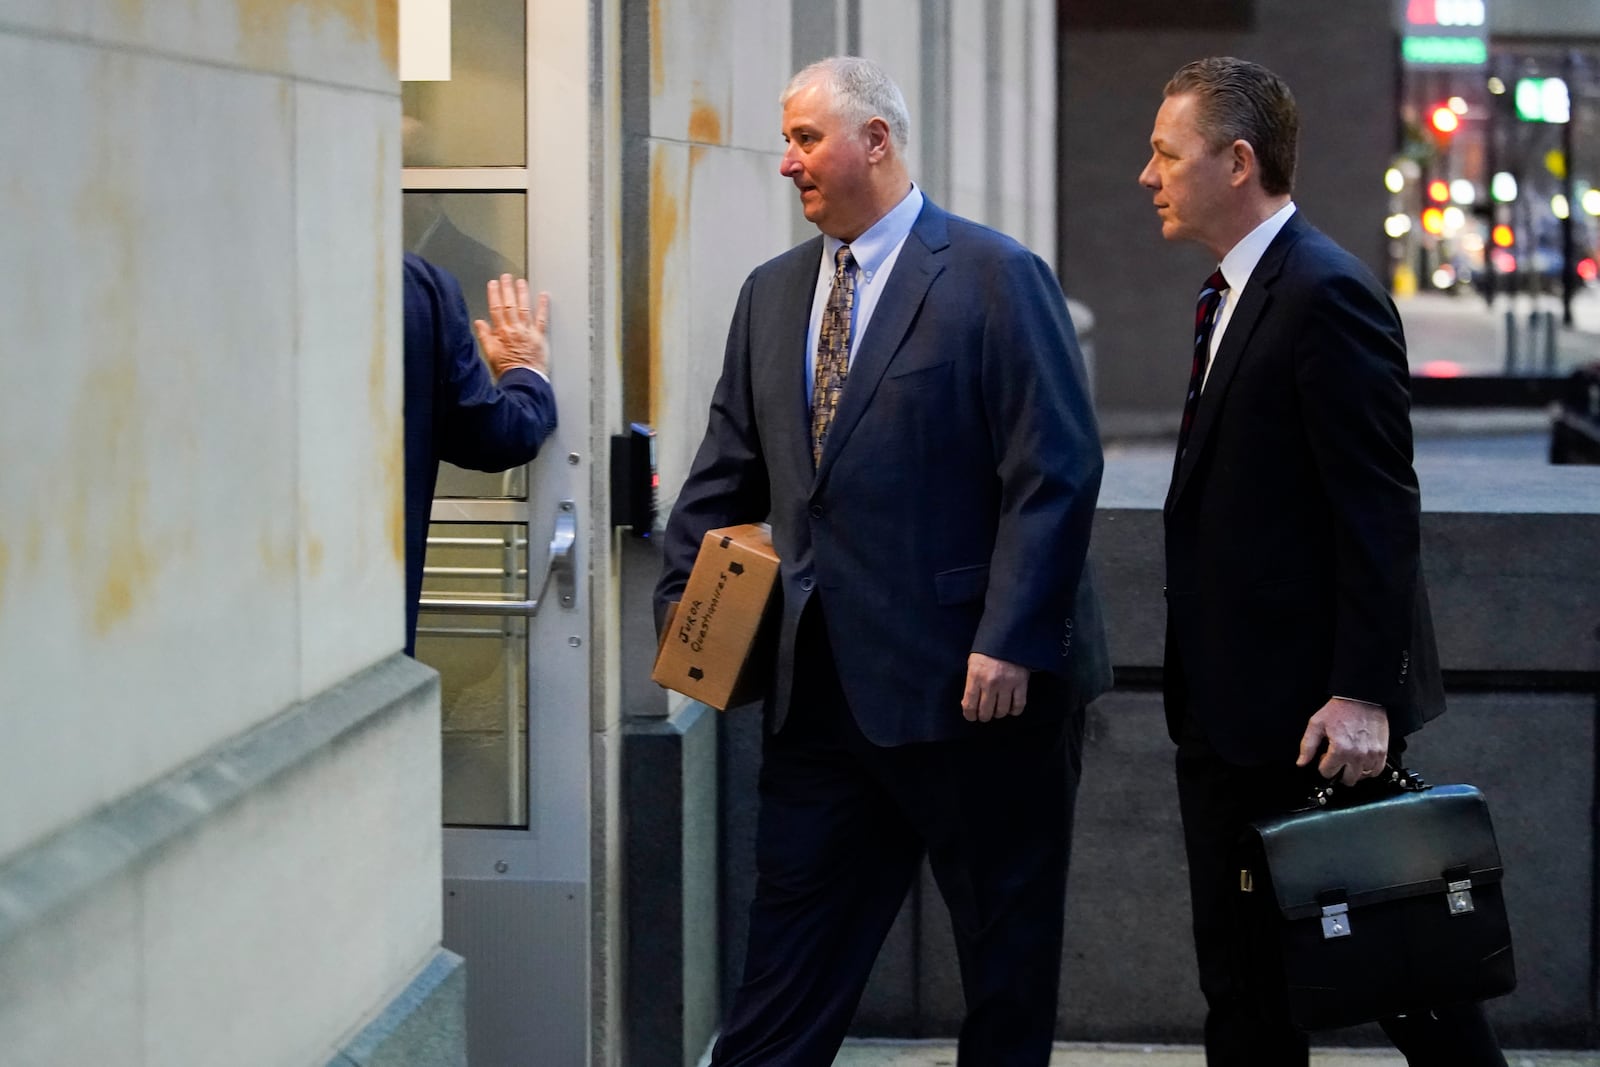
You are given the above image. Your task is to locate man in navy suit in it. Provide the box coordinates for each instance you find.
[657,56,1109,1066]
[402,255,557,655]
[1140,57,1506,1064]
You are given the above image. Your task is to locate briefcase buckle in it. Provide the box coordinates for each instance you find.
[1446,878,1476,915]
[1320,902,1352,939]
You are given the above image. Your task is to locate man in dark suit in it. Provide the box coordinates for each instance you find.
[402,255,557,655]
[656,56,1109,1067]
[1140,57,1506,1064]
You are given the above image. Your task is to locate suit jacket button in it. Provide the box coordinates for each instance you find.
[800,577,814,592]
[809,504,823,518]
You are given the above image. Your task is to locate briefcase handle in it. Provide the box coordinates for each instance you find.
[1304,764,1430,810]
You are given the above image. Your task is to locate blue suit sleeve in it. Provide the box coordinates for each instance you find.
[972,249,1104,674]
[1293,271,1419,707]
[431,266,557,472]
[654,272,772,629]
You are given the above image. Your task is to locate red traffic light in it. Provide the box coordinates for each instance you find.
[1427,180,1450,203]
[1429,106,1459,135]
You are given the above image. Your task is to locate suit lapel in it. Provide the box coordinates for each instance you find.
[1166,214,1302,510]
[765,239,824,492]
[814,203,949,483]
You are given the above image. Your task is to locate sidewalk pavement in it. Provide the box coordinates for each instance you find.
[1097,285,1598,446]
[833,1039,1600,1066]
[1398,286,1600,377]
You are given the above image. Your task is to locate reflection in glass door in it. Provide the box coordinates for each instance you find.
[417,520,530,828]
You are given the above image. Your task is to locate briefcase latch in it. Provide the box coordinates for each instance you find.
[1320,902,1352,939]
[1446,878,1476,915]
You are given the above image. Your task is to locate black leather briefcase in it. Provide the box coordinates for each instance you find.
[1237,771,1516,1031]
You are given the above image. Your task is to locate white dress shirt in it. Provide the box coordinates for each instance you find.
[805,184,925,404]
[1203,200,1297,388]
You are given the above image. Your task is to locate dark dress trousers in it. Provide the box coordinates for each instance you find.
[401,252,556,655]
[657,200,1111,1065]
[1163,213,1504,1064]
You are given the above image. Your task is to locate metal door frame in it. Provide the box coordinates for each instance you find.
[403,1,603,1060]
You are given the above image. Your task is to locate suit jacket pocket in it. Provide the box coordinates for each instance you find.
[934,563,989,606]
[884,358,953,385]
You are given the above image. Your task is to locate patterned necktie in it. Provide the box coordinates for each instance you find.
[1177,268,1228,461]
[811,245,856,466]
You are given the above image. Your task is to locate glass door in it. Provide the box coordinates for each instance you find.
[402,1,597,1062]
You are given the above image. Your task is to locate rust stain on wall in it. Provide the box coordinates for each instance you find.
[650,0,664,96]
[234,0,291,69]
[111,0,147,27]
[372,139,405,564]
[648,150,682,430]
[259,530,295,575]
[374,0,398,74]
[234,0,396,74]
[65,364,165,636]
[688,98,724,146]
[69,72,164,637]
[94,497,159,634]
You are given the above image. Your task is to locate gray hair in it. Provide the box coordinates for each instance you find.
[782,56,910,153]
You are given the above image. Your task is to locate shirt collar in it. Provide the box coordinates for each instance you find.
[822,184,924,281]
[1218,200,1296,294]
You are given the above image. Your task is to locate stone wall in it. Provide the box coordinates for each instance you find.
[0,2,458,1063]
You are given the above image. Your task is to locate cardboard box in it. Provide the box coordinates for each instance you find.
[652,523,780,710]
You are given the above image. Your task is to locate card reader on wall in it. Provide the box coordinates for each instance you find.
[610,423,657,537]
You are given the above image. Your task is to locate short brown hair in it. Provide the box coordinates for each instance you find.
[1165,57,1298,197]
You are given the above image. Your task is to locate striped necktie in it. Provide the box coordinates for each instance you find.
[1177,269,1228,461]
[811,245,856,466]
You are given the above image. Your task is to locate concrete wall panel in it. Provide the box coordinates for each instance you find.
[142,682,440,1065]
[0,880,142,1067]
[649,139,797,519]
[0,2,444,1063]
[858,0,924,181]
[0,35,301,860]
[946,1,986,221]
[0,0,397,94]
[294,81,406,700]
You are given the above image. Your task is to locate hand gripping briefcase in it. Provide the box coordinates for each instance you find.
[1237,769,1516,1031]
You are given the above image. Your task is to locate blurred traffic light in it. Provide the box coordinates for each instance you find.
[1429,105,1460,137]
[1578,258,1599,283]
[1515,78,1569,123]
[1491,224,1514,248]
[1421,207,1446,235]
[1427,179,1450,203]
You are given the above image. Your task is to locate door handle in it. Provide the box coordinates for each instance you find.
[547,500,576,609]
[420,501,578,616]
